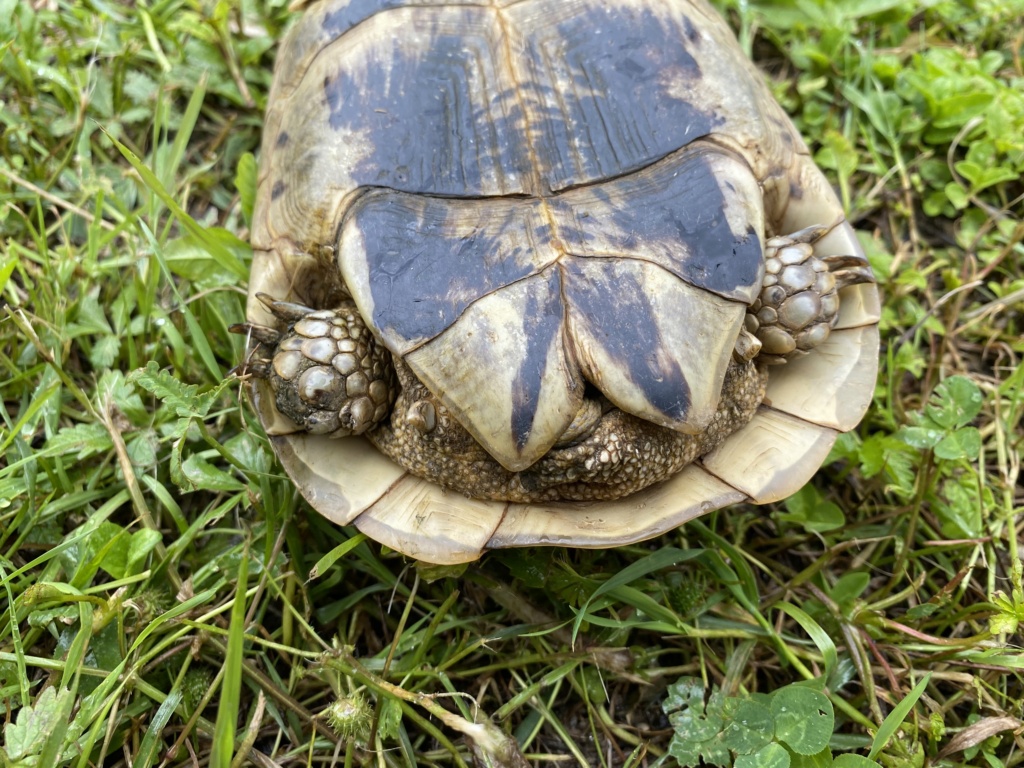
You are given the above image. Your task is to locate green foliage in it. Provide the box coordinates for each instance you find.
[898,376,983,461]
[1,687,75,767]
[831,374,993,539]
[777,484,846,533]
[990,560,1024,636]
[663,679,877,768]
[897,47,1024,217]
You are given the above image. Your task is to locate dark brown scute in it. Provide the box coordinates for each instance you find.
[562,259,692,422]
[315,1,720,197]
[343,192,548,348]
[504,1,719,191]
[510,269,564,451]
[552,150,763,301]
[320,9,530,197]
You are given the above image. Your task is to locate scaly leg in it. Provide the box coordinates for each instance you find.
[745,225,875,365]
[231,293,396,436]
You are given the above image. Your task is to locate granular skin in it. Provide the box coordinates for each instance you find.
[368,359,768,502]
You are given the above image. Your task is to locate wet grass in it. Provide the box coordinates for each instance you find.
[1,1,1022,766]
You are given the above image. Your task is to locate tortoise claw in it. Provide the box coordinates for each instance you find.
[732,327,762,363]
[786,224,830,244]
[255,292,317,322]
[229,358,273,379]
[230,313,285,379]
[821,254,875,289]
[229,322,282,346]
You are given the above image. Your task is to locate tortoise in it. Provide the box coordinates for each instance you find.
[238,0,881,564]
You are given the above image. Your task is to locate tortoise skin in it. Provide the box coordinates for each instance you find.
[251,0,804,471]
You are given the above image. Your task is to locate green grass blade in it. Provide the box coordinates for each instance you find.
[137,219,225,381]
[571,547,704,645]
[161,73,207,193]
[135,690,184,768]
[776,602,839,681]
[0,562,30,707]
[309,533,368,580]
[105,130,247,280]
[209,546,250,768]
[867,673,931,760]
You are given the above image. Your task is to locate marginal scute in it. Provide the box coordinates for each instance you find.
[255,387,405,524]
[488,464,747,549]
[836,283,882,330]
[764,324,879,431]
[354,475,503,565]
[700,407,839,504]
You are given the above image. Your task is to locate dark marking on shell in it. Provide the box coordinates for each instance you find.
[555,152,762,301]
[563,260,692,422]
[681,14,700,44]
[320,9,531,197]
[309,1,765,440]
[310,2,720,199]
[507,2,719,190]
[510,269,564,451]
[322,0,408,39]
[614,157,761,298]
[347,192,550,347]
[346,150,761,359]
[271,180,286,200]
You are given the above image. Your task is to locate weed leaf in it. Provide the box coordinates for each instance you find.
[3,687,72,762]
[736,742,790,768]
[771,688,833,755]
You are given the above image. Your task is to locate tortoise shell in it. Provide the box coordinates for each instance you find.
[246,0,881,563]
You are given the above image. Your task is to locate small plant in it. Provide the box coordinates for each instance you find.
[322,692,374,742]
[896,375,990,539]
[777,483,846,534]
[662,678,879,768]
[898,375,983,464]
[1,687,82,768]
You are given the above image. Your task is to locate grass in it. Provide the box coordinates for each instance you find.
[1,0,1022,766]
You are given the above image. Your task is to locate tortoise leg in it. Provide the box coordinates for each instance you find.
[231,294,396,436]
[745,226,875,365]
